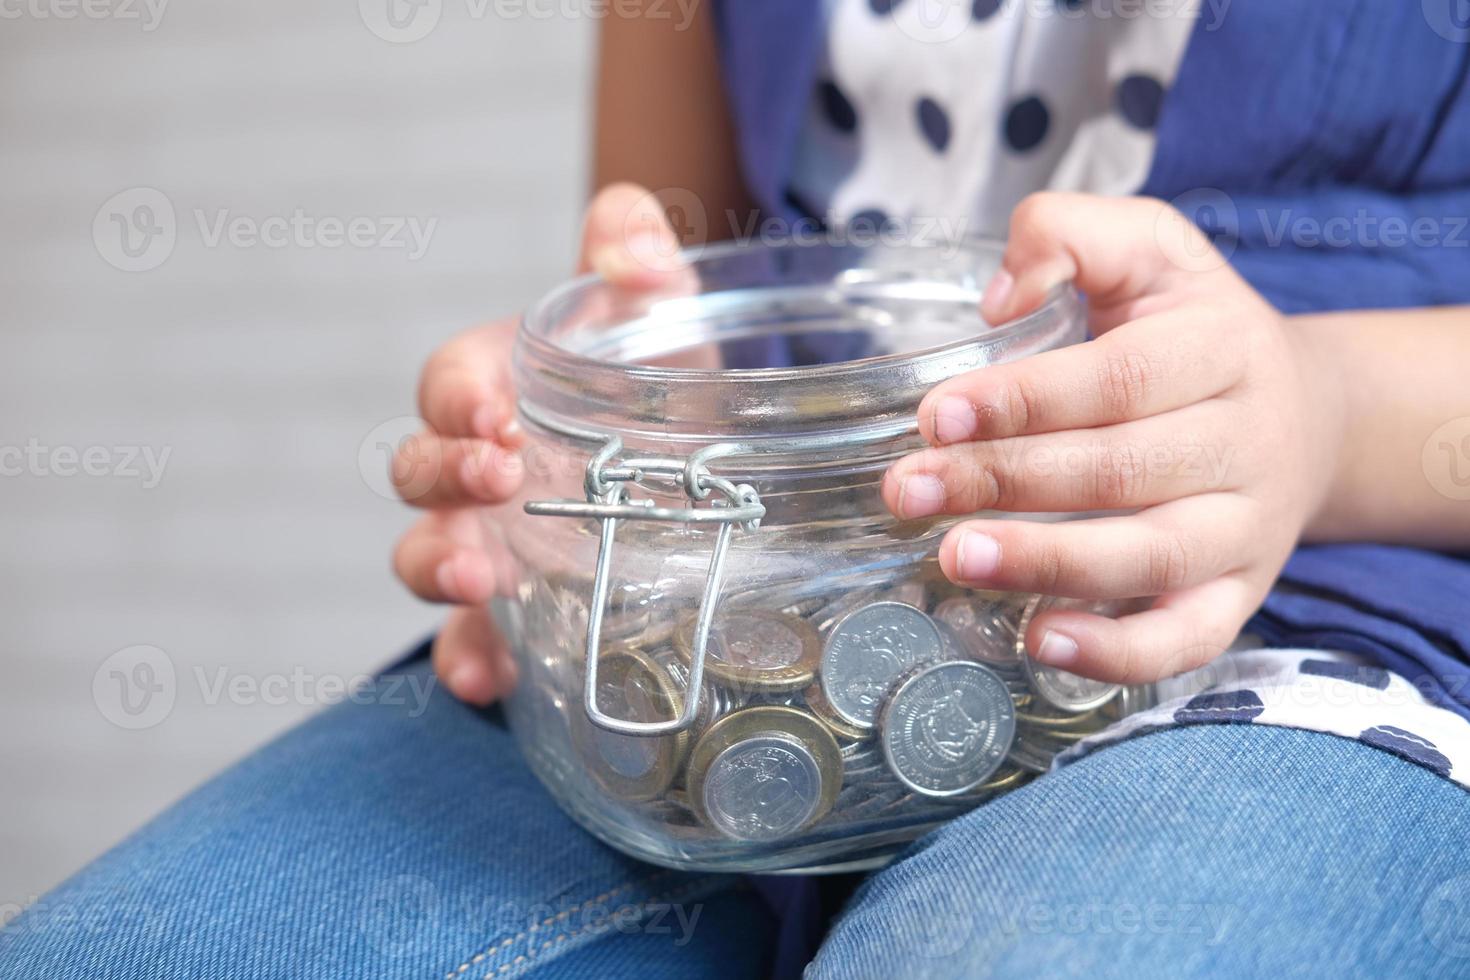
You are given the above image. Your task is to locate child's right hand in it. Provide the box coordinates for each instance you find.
[391,183,684,705]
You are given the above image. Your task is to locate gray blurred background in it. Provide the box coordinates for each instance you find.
[0,3,591,905]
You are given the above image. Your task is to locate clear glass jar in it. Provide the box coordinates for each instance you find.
[488,238,1154,874]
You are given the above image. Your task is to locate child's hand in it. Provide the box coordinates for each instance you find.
[882,193,1346,683]
[391,183,684,704]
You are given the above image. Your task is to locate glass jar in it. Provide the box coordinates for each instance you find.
[488,238,1155,874]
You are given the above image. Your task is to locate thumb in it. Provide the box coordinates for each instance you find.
[981,192,1229,332]
[577,182,687,290]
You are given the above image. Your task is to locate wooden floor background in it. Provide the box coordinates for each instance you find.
[0,4,591,904]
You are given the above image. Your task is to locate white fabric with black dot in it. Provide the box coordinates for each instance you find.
[788,0,1198,235]
[1057,648,1470,786]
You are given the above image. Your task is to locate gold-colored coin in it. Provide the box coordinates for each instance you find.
[803,681,871,743]
[674,610,821,695]
[979,766,1030,793]
[572,646,689,803]
[685,705,843,842]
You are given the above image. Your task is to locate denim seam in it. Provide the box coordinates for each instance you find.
[475,876,722,979]
[444,869,678,978]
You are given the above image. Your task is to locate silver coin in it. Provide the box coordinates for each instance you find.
[821,601,945,729]
[1015,596,1123,712]
[1006,733,1055,774]
[700,734,824,842]
[1021,658,1121,713]
[880,661,1015,797]
[933,595,1023,665]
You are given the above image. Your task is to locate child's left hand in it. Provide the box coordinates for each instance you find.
[882,193,1347,683]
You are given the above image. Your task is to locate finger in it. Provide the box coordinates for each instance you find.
[886,402,1244,518]
[392,512,498,603]
[392,432,525,508]
[982,192,1232,329]
[935,493,1254,599]
[916,310,1244,445]
[1020,573,1267,683]
[577,182,687,289]
[432,606,518,706]
[417,321,522,441]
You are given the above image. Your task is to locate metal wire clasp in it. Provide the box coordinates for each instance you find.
[524,436,764,737]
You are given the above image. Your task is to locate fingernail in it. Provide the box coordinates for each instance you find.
[932,396,977,445]
[496,415,524,446]
[896,474,946,519]
[593,233,677,282]
[1035,630,1080,668]
[982,268,1014,322]
[954,530,1001,580]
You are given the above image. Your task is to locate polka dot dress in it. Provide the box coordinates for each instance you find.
[787,0,1201,235]
[1055,648,1470,787]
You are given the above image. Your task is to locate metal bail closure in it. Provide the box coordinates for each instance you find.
[524,435,765,737]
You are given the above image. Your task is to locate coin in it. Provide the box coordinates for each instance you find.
[933,595,1025,666]
[1015,596,1123,712]
[878,580,929,610]
[572,647,688,802]
[820,601,945,729]
[675,610,820,695]
[686,705,842,842]
[652,649,731,733]
[803,680,871,743]
[1007,732,1055,774]
[879,661,1015,797]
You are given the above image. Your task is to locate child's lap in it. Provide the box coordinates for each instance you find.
[4,653,1467,979]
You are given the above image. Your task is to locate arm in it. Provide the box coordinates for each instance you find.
[594,3,754,241]
[1297,307,1470,548]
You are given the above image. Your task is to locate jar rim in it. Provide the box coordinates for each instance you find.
[514,237,1084,454]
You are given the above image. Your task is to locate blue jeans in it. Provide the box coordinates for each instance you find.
[5,653,1469,978]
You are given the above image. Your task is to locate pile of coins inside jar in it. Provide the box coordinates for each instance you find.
[548,568,1150,845]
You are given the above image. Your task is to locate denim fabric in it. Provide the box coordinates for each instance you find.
[811,724,1470,979]
[8,654,1470,978]
[0,658,774,979]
